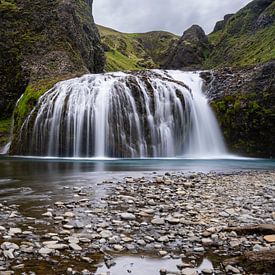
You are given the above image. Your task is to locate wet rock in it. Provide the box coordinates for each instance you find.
[225,265,240,273]
[113,244,124,251]
[69,243,82,251]
[201,268,213,274]
[181,268,197,275]
[38,247,53,255]
[120,213,136,220]
[151,218,165,225]
[159,250,168,256]
[64,212,75,218]
[100,230,112,238]
[8,228,22,235]
[1,242,19,250]
[42,211,53,217]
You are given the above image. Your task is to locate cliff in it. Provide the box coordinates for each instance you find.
[201,60,275,157]
[0,0,105,148]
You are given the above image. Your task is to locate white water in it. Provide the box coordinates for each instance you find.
[165,70,227,157]
[0,142,11,155]
[14,70,227,158]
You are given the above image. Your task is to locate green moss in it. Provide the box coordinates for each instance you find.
[0,118,12,133]
[0,118,12,147]
[212,91,275,157]
[0,0,18,11]
[14,77,66,128]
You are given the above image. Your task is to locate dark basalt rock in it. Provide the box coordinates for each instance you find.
[0,0,105,119]
[213,14,234,32]
[201,60,275,157]
[163,25,210,70]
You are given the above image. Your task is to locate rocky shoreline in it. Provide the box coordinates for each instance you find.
[0,170,274,274]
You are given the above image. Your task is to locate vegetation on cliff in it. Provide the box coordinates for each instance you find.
[206,0,275,67]
[0,0,105,147]
[97,25,179,71]
[202,61,275,157]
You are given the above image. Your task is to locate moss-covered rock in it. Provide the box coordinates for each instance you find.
[202,61,275,157]
[0,0,105,151]
[0,0,105,120]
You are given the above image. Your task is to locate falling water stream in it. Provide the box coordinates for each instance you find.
[12,70,226,158]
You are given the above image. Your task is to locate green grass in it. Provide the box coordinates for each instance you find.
[97,25,179,72]
[205,1,275,68]
[105,50,143,71]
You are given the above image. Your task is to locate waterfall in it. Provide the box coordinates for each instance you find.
[13,70,227,158]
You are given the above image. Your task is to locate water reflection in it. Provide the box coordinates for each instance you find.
[0,156,274,205]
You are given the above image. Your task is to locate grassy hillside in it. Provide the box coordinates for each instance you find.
[206,0,275,67]
[97,25,179,71]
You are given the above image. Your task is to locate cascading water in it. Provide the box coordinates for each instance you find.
[12,70,227,158]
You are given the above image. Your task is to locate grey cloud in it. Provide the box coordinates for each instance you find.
[93,0,252,34]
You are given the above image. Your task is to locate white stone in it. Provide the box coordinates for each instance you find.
[39,247,53,255]
[69,243,82,251]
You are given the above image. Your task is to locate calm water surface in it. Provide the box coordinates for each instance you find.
[0,156,274,204]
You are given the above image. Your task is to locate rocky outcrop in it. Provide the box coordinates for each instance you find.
[213,14,234,32]
[0,0,105,120]
[201,60,275,157]
[163,25,210,69]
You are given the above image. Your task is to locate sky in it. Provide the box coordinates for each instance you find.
[93,0,253,35]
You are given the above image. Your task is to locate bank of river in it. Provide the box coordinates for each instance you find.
[0,169,274,274]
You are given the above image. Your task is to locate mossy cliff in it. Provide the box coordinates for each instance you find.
[206,0,275,68]
[201,61,275,157]
[163,0,275,70]
[0,0,105,147]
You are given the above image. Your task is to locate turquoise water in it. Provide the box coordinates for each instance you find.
[0,156,274,205]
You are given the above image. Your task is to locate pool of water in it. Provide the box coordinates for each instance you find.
[0,156,274,206]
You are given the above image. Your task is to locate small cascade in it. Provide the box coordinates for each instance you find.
[0,142,11,155]
[12,70,227,158]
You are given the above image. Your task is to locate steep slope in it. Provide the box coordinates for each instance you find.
[98,25,179,71]
[202,61,275,157]
[206,0,275,67]
[163,25,210,69]
[0,0,105,149]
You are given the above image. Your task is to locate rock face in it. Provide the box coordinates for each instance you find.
[163,25,210,69]
[0,0,105,119]
[213,14,234,32]
[201,60,275,157]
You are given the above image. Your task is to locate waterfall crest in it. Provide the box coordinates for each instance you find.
[13,70,227,158]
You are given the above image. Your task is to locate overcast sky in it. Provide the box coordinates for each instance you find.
[93,0,252,35]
